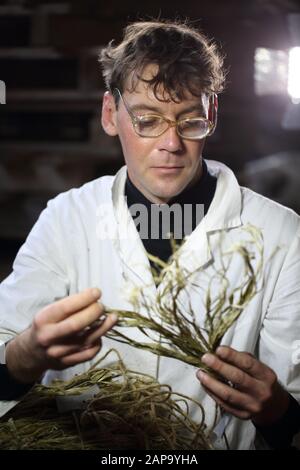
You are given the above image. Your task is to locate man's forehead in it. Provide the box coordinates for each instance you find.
[123,80,209,110]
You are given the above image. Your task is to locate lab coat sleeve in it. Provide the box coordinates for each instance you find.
[0,197,70,417]
[258,225,300,401]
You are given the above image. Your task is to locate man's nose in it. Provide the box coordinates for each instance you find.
[158,125,183,152]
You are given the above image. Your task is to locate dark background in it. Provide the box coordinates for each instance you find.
[1,0,300,280]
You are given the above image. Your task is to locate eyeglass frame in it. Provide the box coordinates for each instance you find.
[113,88,216,140]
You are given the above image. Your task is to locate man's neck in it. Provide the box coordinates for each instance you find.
[127,164,207,207]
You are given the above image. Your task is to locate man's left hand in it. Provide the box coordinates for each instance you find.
[196,346,290,426]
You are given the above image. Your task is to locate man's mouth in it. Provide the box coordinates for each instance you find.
[153,166,184,169]
[151,166,184,175]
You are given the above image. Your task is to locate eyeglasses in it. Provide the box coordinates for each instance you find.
[114,88,215,140]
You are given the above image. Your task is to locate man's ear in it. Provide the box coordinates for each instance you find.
[208,93,218,136]
[101,91,118,136]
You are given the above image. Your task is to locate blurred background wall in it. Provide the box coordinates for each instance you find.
[1,0,300,280]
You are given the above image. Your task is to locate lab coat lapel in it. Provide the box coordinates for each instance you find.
[161,160,243,276]
[111,166,157,302]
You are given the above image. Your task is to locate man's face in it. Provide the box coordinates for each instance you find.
[102,67,209,204]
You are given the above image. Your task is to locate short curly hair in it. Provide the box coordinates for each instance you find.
[99,19,226,103]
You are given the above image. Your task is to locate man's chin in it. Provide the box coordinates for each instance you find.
[151,186,186,203]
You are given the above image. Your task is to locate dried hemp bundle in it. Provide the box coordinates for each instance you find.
[0,349,210,450]
[105,225,265,372]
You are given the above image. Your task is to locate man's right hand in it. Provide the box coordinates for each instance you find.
[5,288,117,384]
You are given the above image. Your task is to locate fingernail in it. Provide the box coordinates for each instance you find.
[202,353,214,365]
[91,288,101,298]
[216,346,226,357]
[197,370,206,381]
[109,313,118,322]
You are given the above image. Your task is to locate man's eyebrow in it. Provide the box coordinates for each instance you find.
[178,105,206,116]
[130,103,164,113]
[130,103,206,116]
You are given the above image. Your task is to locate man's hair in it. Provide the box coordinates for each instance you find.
[99,19,226,102]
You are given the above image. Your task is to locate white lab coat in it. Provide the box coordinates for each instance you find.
[1,160,300,449]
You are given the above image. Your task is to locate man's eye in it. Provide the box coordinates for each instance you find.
[139,117,161,128]
[180,120,201,129]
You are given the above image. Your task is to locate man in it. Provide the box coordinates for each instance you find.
[0,20,299,450]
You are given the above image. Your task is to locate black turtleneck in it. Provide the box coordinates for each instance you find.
[125,160,217,265]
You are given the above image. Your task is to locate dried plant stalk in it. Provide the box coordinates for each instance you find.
[105,225,264,371]
[0,350,211,450]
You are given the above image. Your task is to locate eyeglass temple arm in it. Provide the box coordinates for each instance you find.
[208,94,218,133]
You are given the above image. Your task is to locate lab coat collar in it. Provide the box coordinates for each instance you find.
[111,166,156,296]
[202,160,242,232]
[176,160,242,274]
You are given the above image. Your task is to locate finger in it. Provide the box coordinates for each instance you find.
[47,343,82,359]
[37,301,104,345]
[45,313,118,358]
[201,352,258,392]
[197,370,257,413]
[36,288,101,324]
[54,301,105,339]
[215,346,271,380]
[84,313,118,344]
[45,323,99,349]
[46,329,101,359]
[201,384,252,420]
[61,342,102,367]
